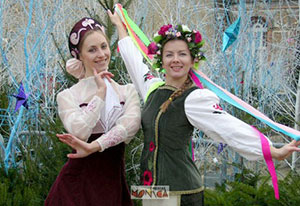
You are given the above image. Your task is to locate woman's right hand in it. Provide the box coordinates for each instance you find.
[57,134,102,158]
[93,68,114,99]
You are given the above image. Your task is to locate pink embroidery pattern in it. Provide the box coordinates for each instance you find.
[100,127,125,149]
[143,72,155,82]
[143,170,153,186]
[86,100,96,112]
[213,104,223,110]
[149,141,155,152]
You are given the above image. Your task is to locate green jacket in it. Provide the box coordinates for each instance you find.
[141,84,203,195]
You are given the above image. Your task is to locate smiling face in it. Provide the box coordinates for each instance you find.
[162,39,194,88]
[79,30,111,77]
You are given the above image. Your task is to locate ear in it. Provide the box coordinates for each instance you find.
[79,53,83,62]
[191,58,196,68]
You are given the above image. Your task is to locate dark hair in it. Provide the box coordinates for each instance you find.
[160,77,193,113]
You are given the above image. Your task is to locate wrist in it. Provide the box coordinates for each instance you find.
[270,146,279,160]
[90,140,102,153]
[115,22,124,28]
[97,87,106,100]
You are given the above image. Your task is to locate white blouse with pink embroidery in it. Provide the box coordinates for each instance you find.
[119,36,272,161]
[56,76,141,152]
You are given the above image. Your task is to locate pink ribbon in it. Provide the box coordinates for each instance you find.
[252,126,279,200]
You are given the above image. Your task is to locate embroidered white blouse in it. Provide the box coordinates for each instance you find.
[56,76,141,152]
[119,36,272,161]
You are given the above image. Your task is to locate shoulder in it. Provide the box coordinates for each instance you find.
[185,88,219,103]
[117,82,135,90]
[56,81,81,102]
[57,88,69,99]
[118,83,139,95]
[56,88,74,103]
[118,36,132,47]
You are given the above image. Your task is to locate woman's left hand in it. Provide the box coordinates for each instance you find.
[57,134,101,158]
[271,140,300,160]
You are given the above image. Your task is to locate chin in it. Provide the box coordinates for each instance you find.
[170,73,187,79]
[96,67,108,73]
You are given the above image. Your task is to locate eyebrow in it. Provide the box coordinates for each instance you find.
[164,50,188,53]
[87,42,107,48]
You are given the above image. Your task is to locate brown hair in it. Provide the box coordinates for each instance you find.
[78,28,110,53]
[160,77,193,113]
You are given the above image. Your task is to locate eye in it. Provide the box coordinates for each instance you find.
[180,52,187,56]
[101,44,108,49]
[88,48,97,53]
[165,53,173,57]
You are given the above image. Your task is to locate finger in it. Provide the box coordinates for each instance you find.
[58,137,76,149]
[100,72,114,79]
[56,133,74,139]
[105,76,112,82]
[104,74,114,80]
[99,71,113,76]
[56,133,68,138]
[67,153,81,159]
[294,140,300,147]
[58,137,72,146]
[107,9,112,16]
[57,134,74,141]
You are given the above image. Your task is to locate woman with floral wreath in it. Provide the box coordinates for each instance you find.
[110,10,300,206]
[45,11,141,206]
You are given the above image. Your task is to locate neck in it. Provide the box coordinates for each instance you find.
[165,76,188,89]
[84,67,108,78]
[84,70,93,78]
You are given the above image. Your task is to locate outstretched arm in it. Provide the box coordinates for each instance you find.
[57,133,99,158]
[185,88,300,161]
[108,9,128,40]
[270,140,300,160]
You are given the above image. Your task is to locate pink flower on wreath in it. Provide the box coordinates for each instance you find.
[148,42,159,55]
[149,141,155,152]
[143,170,153,186]
[176,32,181,37]
[194,31,202,43]
[158,24,172,35]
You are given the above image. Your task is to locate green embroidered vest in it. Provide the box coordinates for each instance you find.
[141,84,203,194]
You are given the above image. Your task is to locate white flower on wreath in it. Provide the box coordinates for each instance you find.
[182,25,191,32]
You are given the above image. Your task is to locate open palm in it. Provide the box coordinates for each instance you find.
[57,134,92,158]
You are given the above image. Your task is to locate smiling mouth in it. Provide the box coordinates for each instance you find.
[171,66,183,71]
[95,59,107,65]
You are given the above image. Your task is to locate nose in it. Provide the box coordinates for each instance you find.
[96,49,105,57]
[172,54,180,63]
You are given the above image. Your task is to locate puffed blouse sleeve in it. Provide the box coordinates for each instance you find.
[118,36,162,101]
[184,89,272,161]
[57,89,105,141]
[95,84,141,152]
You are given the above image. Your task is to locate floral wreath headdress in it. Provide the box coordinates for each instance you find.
[147,24,206,72]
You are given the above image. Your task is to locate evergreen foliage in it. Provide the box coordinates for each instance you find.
[204,165,300,205]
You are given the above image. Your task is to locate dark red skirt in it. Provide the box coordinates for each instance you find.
[45,134,133,206]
